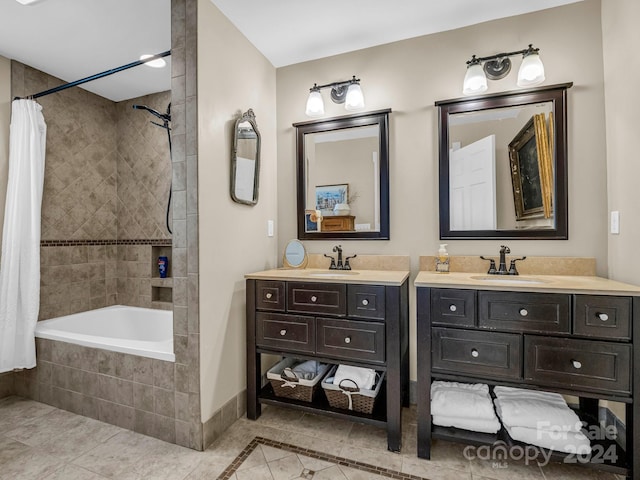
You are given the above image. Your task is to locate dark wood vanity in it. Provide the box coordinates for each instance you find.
[415,271,640,479]
[246,269,409,451]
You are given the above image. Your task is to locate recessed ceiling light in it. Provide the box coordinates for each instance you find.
[140,54,166,68]
[15,0,39,4]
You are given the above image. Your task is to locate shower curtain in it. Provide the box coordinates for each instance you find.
[0,99,46,373]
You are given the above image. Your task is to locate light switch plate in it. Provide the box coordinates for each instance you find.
[610,211,620,234]
[267,220,274,237]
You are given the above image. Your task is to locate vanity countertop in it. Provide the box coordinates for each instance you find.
[415,271,640,296]
[245,268,410,286]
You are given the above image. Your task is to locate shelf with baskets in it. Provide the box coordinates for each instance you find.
[245,274,410,452]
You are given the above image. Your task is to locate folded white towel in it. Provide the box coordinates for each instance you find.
[333,365,376,390]
[431,381,497,420]
[505,425,591,455]
[493,387,582,432]
[433,415,501,434]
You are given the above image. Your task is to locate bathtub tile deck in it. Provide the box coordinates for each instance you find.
[0,396,626,480]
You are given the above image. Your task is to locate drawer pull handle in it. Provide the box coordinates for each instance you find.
[519,308,528,317]
[265,293,273,299]
[449,305,457,312]
[279,329,287,336]
[571,359,582,369]
[310,296,318,303]
[598,313,609,322]
[362,299,369,306]
[471,349,479,358]
[344,336,352,344]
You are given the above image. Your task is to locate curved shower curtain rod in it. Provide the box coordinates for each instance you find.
[13,50,171,101]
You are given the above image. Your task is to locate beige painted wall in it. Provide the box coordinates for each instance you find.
[601,0,640,424]
[197,0,277,421]
[0,56,10,244]
[602,0,640,286]
[277,0,608,382]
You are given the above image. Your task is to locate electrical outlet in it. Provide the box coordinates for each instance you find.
[610,211,620,235]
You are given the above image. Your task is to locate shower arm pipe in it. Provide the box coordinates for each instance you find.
[14,50,171,101]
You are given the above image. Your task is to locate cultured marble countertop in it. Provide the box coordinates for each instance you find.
[414,271,640,296]
[245,268,410,286]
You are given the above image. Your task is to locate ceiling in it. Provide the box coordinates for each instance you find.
[0,0,582,102]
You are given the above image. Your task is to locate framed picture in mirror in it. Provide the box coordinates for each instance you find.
[508,113,554,220]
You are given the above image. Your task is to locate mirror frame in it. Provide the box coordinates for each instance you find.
[294,109,391,240]
[437,83,572,240]
[231,109,261,206]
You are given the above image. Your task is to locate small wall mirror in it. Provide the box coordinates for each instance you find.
[283,240,308,268]
[231,109,261,205]
[294,109,391,240]
[437,83,572,239]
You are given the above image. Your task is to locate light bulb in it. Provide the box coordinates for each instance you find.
[517,52,545,87]
[305,89,324,117]
[345,83,365,111]
[462,63,488,95]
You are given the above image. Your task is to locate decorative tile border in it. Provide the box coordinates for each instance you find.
[41,239,172,247]
[216,436,428,480]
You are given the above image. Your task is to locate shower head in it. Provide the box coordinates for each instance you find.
[132,104,171,122]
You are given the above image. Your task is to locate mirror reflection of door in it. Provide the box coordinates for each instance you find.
[449,102,553,231]
[449,135,496,230]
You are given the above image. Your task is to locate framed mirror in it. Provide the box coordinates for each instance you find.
[231,109,261,205]
[437,83,572,240]
[294,109,391,240]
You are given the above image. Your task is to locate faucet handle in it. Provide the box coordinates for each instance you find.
[508,256,527,275]
[324,254,337,270]
[480,256,497,274]
[344,254,357,270]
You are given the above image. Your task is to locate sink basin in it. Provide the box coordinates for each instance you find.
[469,275,547,284]
[306,271,360,277]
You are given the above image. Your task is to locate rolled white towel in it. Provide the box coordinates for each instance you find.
[431,381,497,420]
[505,425,591,455]
[433,415,501,434]
[493,387,582,432]
[333,365,377,390]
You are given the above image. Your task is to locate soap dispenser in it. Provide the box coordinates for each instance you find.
[435,244,450,273]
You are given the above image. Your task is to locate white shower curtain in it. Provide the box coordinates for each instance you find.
[0,99,46,373]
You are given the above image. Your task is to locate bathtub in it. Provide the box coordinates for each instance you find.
[35,305,174,362]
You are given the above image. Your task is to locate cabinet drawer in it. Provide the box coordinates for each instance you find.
[432,327,521,379]
[255,281,285,311]
[256,312,315,354]
[287,282,347,316]
[524,336,631,395]
[478,291,570,334]
[431,288,476,327]
[573,295,631,340]
[347,285,386,320]
[316,318,385,363]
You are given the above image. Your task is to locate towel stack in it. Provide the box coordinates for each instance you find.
[431,381,501,434]
[493,386,591,454]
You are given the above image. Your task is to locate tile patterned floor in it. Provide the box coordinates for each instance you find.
[0,395,627,480]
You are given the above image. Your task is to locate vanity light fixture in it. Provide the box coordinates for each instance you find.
[462,44,545,95]
[305,76,364,117]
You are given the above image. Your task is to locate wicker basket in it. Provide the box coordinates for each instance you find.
[321,365,384,414]
[266,358,330,402]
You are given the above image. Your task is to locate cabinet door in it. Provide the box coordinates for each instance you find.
[573,295,631,340]
[478,291,570,334]
[432,327,522,379]
[431,288,476,327]
[316,318,385,363]
[287,282,347,316]
[255,280,285,311]
[348,285,386,320]
[524,335,631,394]
[256,312,315,354]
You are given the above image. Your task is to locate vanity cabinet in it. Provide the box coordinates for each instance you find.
[246,273,409,452]
[416,281,640,480]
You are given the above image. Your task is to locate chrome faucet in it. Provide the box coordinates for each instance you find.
[480,245,526,275]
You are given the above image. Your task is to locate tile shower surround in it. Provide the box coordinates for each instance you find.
[6,0,209,450]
